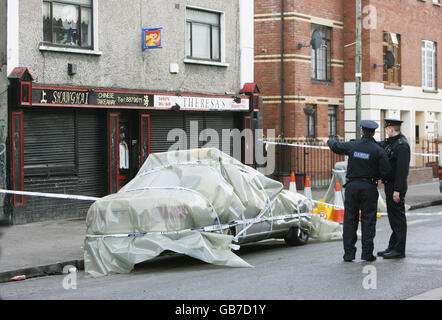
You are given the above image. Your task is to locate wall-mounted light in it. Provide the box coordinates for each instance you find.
[68,63,77,76]
[233,96,241,104]
[171,103,181,112]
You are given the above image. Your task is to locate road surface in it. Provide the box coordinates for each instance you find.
[1,204,442,300]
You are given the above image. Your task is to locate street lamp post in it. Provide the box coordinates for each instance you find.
[355,0,362,139]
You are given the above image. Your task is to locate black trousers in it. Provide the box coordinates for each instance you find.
[384,183,407,254]
[343,181,379,257]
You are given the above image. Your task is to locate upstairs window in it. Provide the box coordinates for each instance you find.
[383,32,401,86]
[311,24,332,82]
[422,40,437,90]
[43,0,92,48]
[186,8,221,61]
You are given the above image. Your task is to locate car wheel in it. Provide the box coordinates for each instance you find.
[284,226,309,246]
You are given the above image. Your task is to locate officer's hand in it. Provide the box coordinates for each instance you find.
[393,191,400,203]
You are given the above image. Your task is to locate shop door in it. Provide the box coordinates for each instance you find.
[107,111,140,194]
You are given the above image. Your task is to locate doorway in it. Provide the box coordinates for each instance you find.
[108,111,141,194]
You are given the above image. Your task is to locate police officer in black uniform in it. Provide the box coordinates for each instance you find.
[377,118,410,259]
[326,120,391,262]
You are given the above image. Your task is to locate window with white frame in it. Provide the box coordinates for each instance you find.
[186,8,221,61]
[432,0,440,6]
[422,40,437,90]
[43,0,92,48]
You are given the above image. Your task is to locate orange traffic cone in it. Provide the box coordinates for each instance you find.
[304,175,312,200]
[289,171,297,193]
[304,175,313,211]
[333,180,344,223]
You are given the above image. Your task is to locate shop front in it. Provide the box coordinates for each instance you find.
[6,68,260,224]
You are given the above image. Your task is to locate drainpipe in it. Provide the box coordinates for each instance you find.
[280,0,286,176]
[280,0,285,141]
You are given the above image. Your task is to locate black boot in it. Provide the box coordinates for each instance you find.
[361,253,377,262]
[383,250,405,259]
[377,248,391,257]
[343,253,355,262]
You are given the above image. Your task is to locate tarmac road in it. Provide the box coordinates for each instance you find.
[1,204,442,300]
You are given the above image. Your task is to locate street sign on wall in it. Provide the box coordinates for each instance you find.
[142,27,162,50]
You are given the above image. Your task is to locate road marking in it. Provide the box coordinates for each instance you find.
[407,219,429,225]
[408,287,442,300]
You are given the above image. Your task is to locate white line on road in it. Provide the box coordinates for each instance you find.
[407,219,430,226]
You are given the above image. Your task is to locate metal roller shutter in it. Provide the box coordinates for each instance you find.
[22,108,78,221]
[18,108,106,221]
[185,112,205,149]
[150,112,185,153]
[204,112,235,157]
[23,108,76,177]
[76,109,107,211]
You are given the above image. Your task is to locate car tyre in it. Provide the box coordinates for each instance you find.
[284,226,309,246]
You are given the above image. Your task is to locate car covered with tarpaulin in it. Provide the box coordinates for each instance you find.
[84,148,341,277]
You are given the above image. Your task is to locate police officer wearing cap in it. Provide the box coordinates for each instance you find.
[326,120,391,262]
[377,118,410,259]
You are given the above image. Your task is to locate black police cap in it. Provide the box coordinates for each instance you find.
[384,118,403,128]
[360,120,379,130]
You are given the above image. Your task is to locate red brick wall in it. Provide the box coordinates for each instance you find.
[344,0,442,87]
[255,0,345,139]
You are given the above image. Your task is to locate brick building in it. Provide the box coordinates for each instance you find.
[255,0,441,163]
[344,0,442,167]
[254,0,345,142]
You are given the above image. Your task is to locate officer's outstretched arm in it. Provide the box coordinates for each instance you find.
[327,139,351,155]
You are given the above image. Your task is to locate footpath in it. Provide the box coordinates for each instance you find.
[0,179,441,286]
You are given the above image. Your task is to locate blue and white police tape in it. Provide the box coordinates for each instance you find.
[1,189,440,219]
[263,141,439,158]
[0,189,99,201]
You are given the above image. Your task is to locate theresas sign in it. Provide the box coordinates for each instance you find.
[154,95,249,111]
[28,86,249,111]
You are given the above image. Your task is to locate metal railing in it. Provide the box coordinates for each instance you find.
[272,137,345,189]
[271,137,441,187]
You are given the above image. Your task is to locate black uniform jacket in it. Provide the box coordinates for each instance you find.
[378,133,411,193]
[328,135,391,182]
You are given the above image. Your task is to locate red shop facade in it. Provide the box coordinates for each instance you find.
[6,68,261,224]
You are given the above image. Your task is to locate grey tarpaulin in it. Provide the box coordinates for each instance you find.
[84,148,316,277]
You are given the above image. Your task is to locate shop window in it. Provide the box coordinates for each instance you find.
[383,32,401,87]
[186,8,221,61]
[311,24,332,82]
[422,40,437,90]
[328,105,338,138]
[43,0,92,48]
